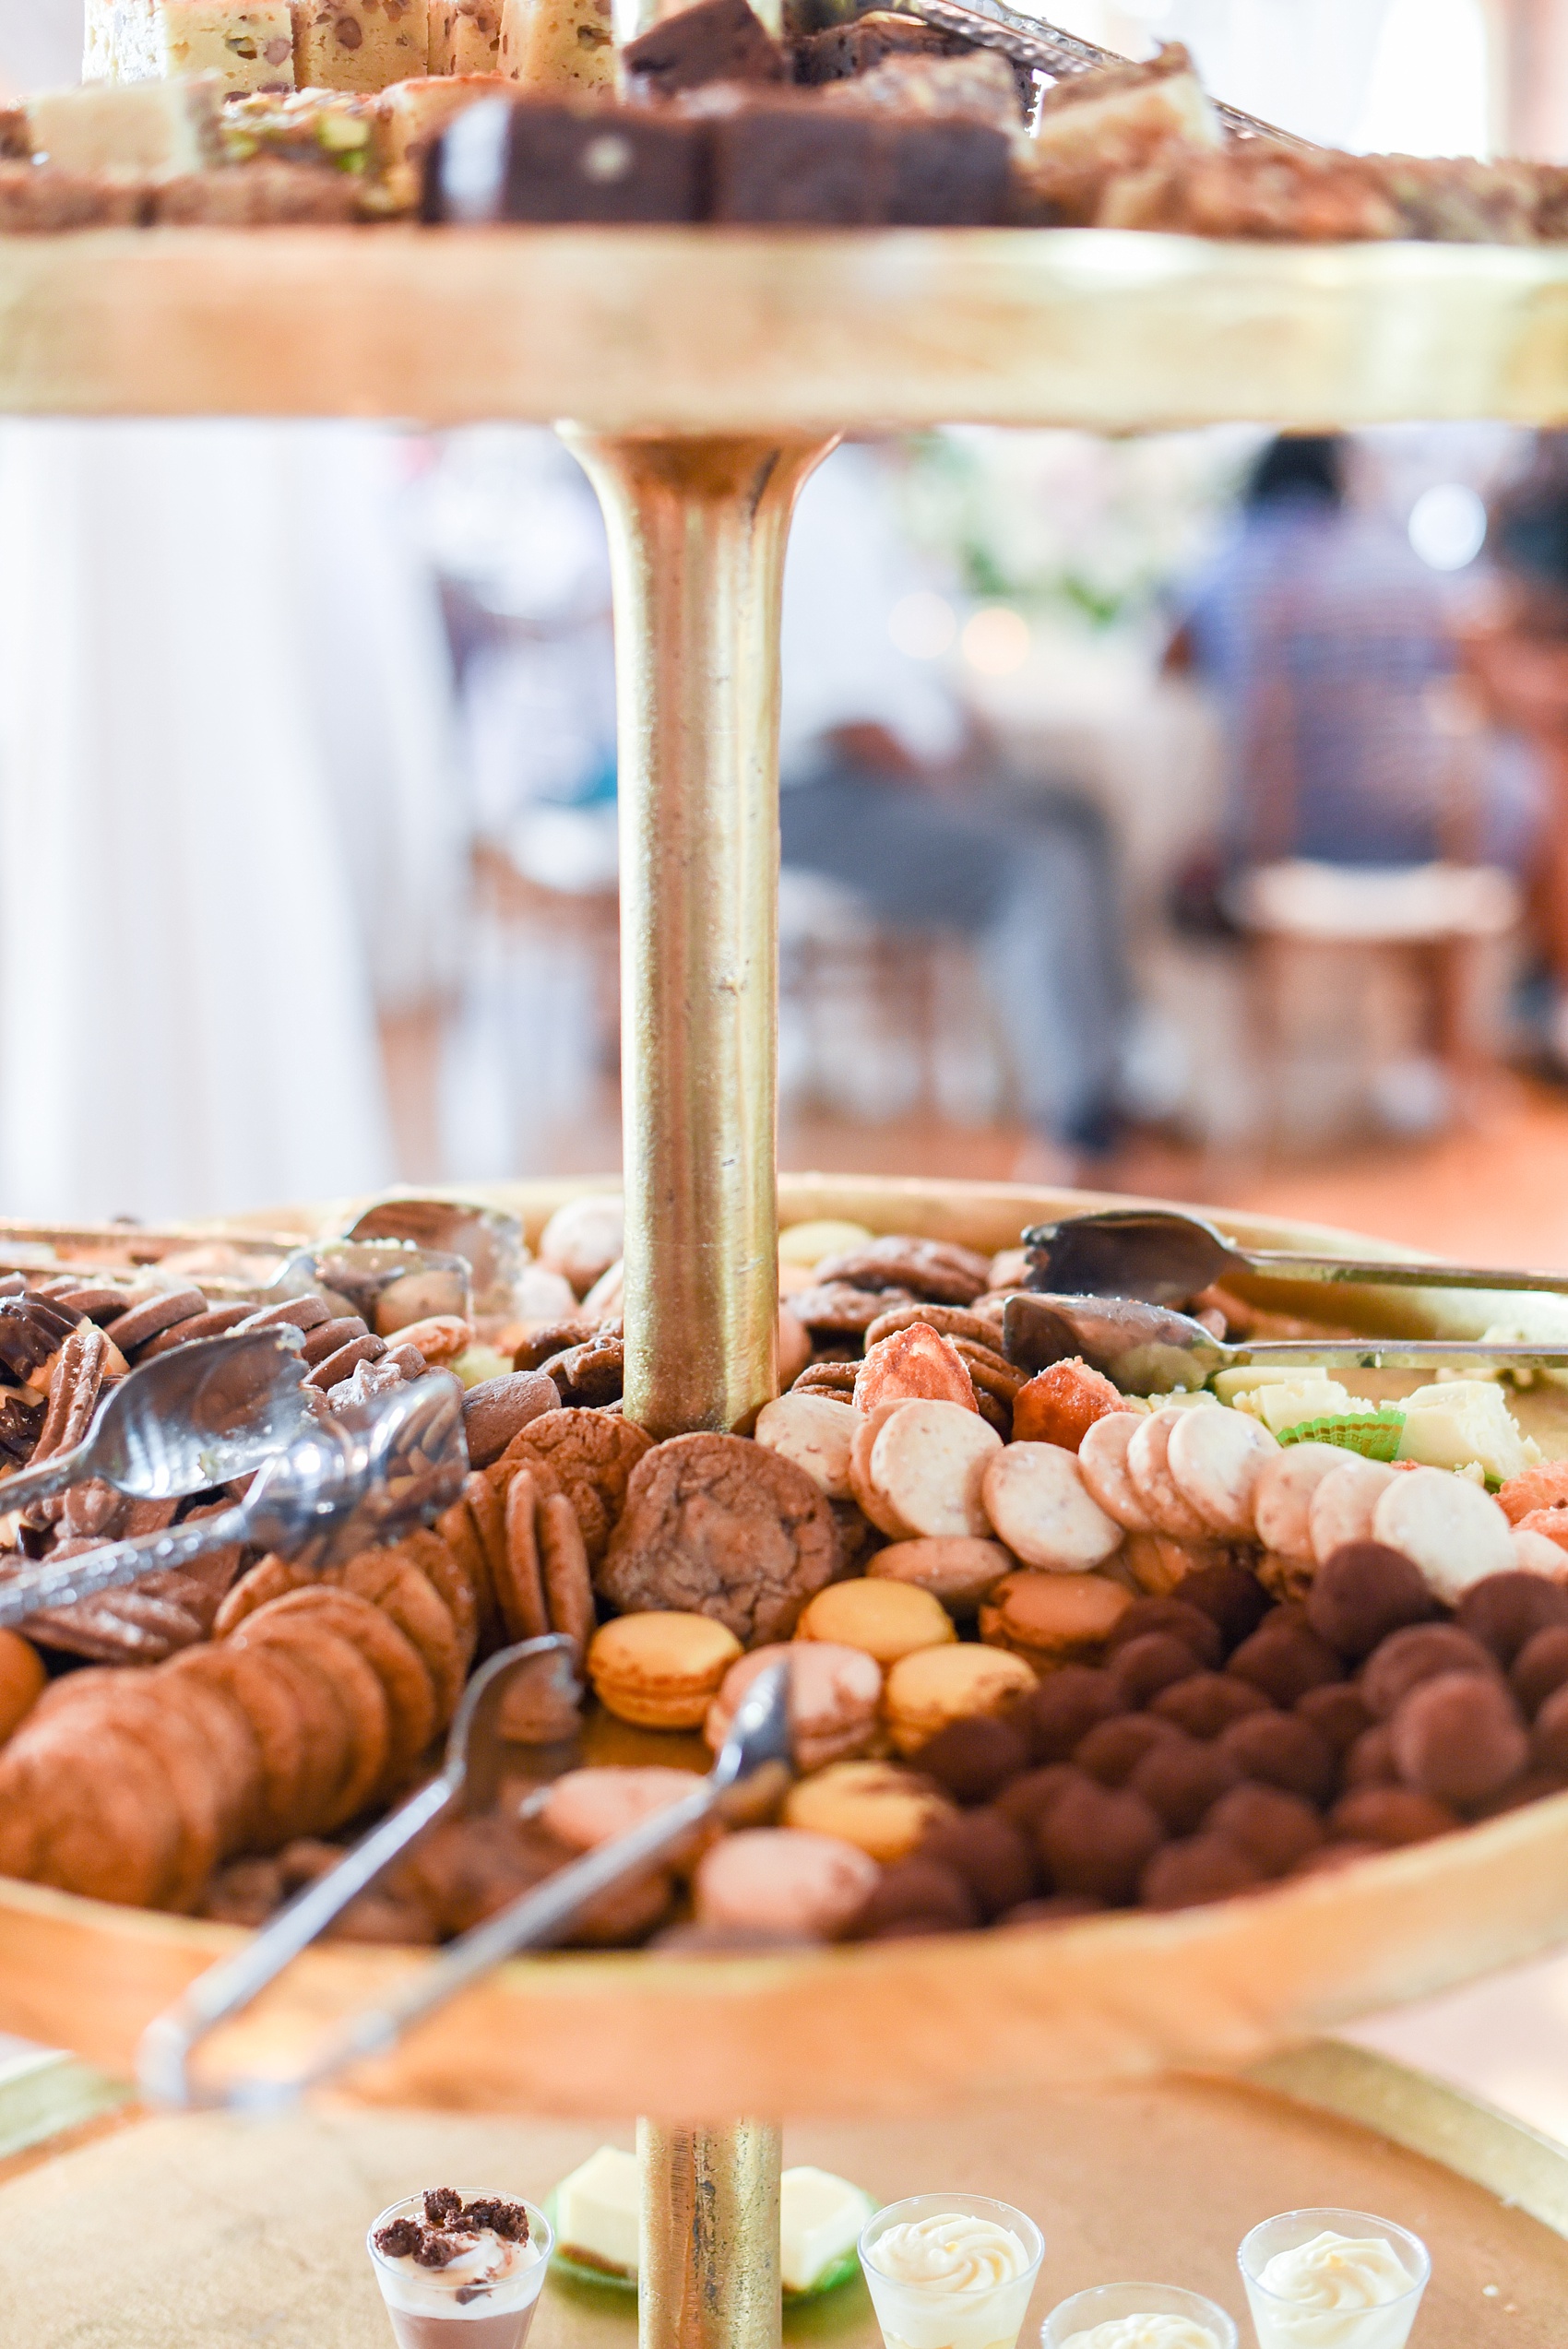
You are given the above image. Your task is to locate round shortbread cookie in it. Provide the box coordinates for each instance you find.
[1126,1410,1211,1538]
[849,1402,920,1539]
[66,1680,228,1911]
[496,1466,550,1644]
[335,1548,466,1728]
[238,1608,391,1829]
[539,1489,595,1666]
[1077,1411,1158,1534]
[980,1441,1122,1572]
[868,1400,1000,1541]
[148,1666,266,1853]
[226,1629,353,1839]
[1253,1441,1348,1561]
[1167,1406,1278,1539]
[174,1642,311,1851]
[400,1528,479,1674]
[865,1536,1013,1611]
[1309,1456,1397,1565]
[1515,1525,1568,1578]
[256,1582,435,1783]
[1372,1466,1515,1603]
[212,1553,310,1638]
[439,1482,503,1652]
[754,1392,857,1501]
[0,1713,184,1907]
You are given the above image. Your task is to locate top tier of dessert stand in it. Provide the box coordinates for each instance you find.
[8,223,1568,2349]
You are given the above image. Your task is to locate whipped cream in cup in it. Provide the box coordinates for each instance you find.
[367,2189,552,2349]
[1043,2281,1239,2349]
[1238,2209,1429,2349]
[859,2192,1044,2349]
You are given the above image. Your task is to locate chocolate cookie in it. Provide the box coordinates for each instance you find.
[790,1282,916,1335]
[599,1430,838,1646]
[261,1583,435,1786]
[812,1235,991,1305]
[489,1407,654,1567]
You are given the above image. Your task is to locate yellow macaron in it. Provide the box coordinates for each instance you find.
[588,1612,744,1730]
[793,1578,956,1667]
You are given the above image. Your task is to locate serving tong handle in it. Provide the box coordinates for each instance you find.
[900,0,1317,150]
[139,1657,794,2113]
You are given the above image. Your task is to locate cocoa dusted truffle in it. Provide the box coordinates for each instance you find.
[1329,1785,1461,1846]
[1390,1669,1528,1809]
[1305,1542,1435,1659]
[1513,1625,1568,1717]
[1038,1776,1165,1902]
[1074,1712,1178,1787]
[1177,1561,1272,1650]
[1150,1671,1270,1740]
[1013,1665,1124,1763]
[995,1892,1107,1927]
[992,1763,1078,1831]
[1296,1682,1375,1756]
[1129,1733,1241,1833]
[1292,1840,1384,1877]
[849,1857,979,1938]
[1343,1725,1400,1788]
[1218,1711,1337,1806]
[1360,1623,1500,1719]
[920,1809,1038,1917]
[1228,1619,1344,1707]
[1141,1833,1263,1909]
[1469,1769,1568,1819]
[1205,1784,1323,1877]
[1109,1631,1206,1707]
[1105,1597,1223,1671]
[1456,1571,1568,1666]
[1531,1681,1568,1777]
[915,1713,1031,1805]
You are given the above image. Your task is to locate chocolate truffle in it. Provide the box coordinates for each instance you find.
[1014,1665,1124,1763]
[1109,1631,1205,1707]
[1360,1623,1499,1719]
[1105,1597,1223,1671]
[1296,1681,1375,1756]
[1512,1625,1568,1717]
[1468,1769,1567,1820]
[1177,1561,1272,1650]
[1150,1671,1271,1740]
[915,1712,1031,1804]
[1038,1776,1165,1903]
[1291,1840,1384,1878]
[920,1809,1038,1917]
[849,1857,978,1937]
[1228,1620,1344,1707]
[1218,1711,1337,1806]
[1329,1785,1460,1847]
[1129,1734,1241,1833]
[1205,1783,1322,1877]
[1532,1681,1568,1777]
[1390,1669,1528,1809]
[1140,1832,1263,1909]
[995,1892,1107,1927]
[1305,1541,1435,1659]
[1456,1571,1568,1666]
[1343,1725,1400,1788]
[1075,1712,1178,1787]
[993,1763,1078,1831]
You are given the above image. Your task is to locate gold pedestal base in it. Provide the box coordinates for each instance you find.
[638,2120,783,2349]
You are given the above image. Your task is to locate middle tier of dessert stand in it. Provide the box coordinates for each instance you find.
[6,222,1568,2349]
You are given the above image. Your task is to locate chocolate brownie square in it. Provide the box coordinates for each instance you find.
[878,115,1009,225]
[707,98,877,222]
[790,10,965,85]
[623,0,785,99]
[424,99,706,221]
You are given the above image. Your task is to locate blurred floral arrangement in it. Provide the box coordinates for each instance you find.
[890,424,1260,633]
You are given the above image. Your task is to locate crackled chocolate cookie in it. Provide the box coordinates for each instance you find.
[599,1430,838,1645]
[488,1406,654,1567]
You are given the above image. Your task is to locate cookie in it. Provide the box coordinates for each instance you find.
[790,1281,917,1335]
[1372,1467,1515,1601]
[853,1323,978,1415]
[489,1407,653,1567]
[813,1234,990,1305]
[400,1526,478,1672]
[0,1631,43,1742]
[460,1370,561,1471]
[264,1579,436,1783]
[238,1604,392,1829]
[153,1664,267,1852]
[335,1547,466,1726]
[980,1442,1123,1572]
[795,1579,955,1668]
[213,1552,311,1637]
[1126,1409,1213,1539]
[106,1287,209,1357]
[2,1714,185,1906]
[599,1431,838,1647]
[438,1481,504,1653]
[1010,1358,1123,1452]
[588,1610,743,1729]
[226,1621,354,1838]
[543,1329,625,1408]
[882,1641,1036,1756]
[1167,1406,1278,1539]
[707,1641,881,1771]
[782,1758,955,1861]
[539,1489,595,1666]
[980,1569,1132,1667]
[1076,1412,1158,1533]
[864,1303,1015,1352]
[790,1360,861,1399]
[754,1391,856,1500]
[462,1471,511,1636]
[1309,1457,1398,1564]
[497,1465,550,1643]
[849,1402,919,1538]
[1499,1460,1568,1525]
[867,1400,1000,1541]
[55,1679,228,1910]
[865,1536,1013,1612]
[1253,1441,1348,1562]
[175,1642,311,1851]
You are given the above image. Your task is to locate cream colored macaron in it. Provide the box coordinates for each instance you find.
[784,1759,956,1862]
[588,1612,743,1730]
[795,1578,956,1668]
[882,1641,1036,1756]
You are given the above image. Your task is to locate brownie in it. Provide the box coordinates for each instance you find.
[624,0,786,97]
[707,97,879,223]
[791,10,965,85]
[878,115,1010,228]
[425,100,706,224]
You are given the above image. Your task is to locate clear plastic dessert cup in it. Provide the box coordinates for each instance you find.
[1238,2209,1430,2349]
[859,2192,1045,2349]
[367,2193,552,2349]
[1042,2281,1240,2347]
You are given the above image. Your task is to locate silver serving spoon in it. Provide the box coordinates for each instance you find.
[139,1656,793,2112]
[0,1370,468,1635]
[0,1325,310,1521]
[1023,1208,1568,1312]
[1005,1290,1568,1395]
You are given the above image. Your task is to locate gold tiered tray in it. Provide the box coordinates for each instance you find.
[2,1176,1568,2120]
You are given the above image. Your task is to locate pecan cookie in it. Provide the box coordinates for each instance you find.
[488,1407,654,1567]
[813,1235,991,1306]
[600,1431,838,1646]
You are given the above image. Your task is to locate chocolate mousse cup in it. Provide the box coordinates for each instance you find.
[368,2193,552,2349]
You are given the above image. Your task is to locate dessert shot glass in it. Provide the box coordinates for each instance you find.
[860,2192,1045,2349]
[367,2193,552,2349]
[1238,2208,1430,2349]
[1043,2280,1240,2347]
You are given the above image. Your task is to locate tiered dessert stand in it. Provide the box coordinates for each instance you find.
[6,223,1568,2342]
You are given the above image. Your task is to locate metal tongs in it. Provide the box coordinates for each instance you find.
[0,1364,468,1635]
[899,0,1317,150]
[139,1657,794,2113]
